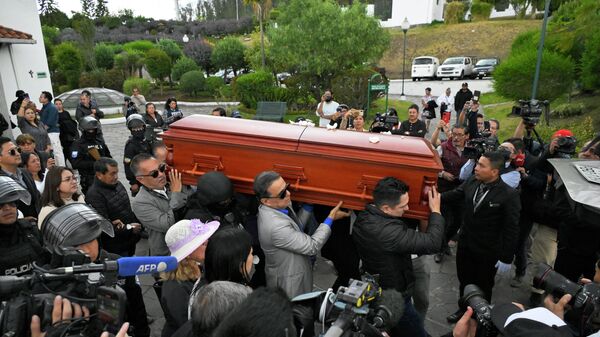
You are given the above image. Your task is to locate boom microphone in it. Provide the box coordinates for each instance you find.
[372,289,405,331]
[47,256,178,277]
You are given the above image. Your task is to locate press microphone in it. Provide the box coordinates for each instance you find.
[372,289,405,330]
[47,256,178,277]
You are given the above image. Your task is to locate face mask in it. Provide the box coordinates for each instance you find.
[325,96,332,103]
[84,130,97,140]
[513,153,526,167]
[132,129,145,139]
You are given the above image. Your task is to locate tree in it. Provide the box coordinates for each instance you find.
[95,43,115,69]
[40,8,70,28]
[73,17,96,70]
[81,0,95,18]
[580,29,600,91]
[95,0,109,18]
[145,48,172,94]
[268,0,390,96]
[38,0,58,15]
[171,57,200,81]
[53,43,83,89]
[493,49,574,102]
[178,2,194,21]
[184,39,214,75]
[180,70,206,96]
[157,39,183,64]
[243,0,272,67]
[211,37,247,76]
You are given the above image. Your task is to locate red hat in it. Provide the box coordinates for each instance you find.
[552,129,573,138]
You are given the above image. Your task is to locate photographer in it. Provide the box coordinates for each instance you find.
[352,177,444,337]
[442,152,521,323]
[458,97,485,140]
[0,177,46,277]
[40,203,150,337]
[123,96,139,119]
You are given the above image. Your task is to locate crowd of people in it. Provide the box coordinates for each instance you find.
[0,84,599,337]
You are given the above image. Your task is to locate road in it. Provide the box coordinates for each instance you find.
[388,78,494,97]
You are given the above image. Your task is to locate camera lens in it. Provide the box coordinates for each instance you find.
[533,263,581,304]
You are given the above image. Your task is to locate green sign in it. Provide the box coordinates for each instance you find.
[370,84,387,91]
[36,72,47,79]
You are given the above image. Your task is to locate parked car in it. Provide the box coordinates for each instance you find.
[213,69,236,84]
[411,56,439,81]
[474,58,500,79]
[436,56,475,80]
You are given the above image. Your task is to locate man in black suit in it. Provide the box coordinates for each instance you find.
[442,151,521,323]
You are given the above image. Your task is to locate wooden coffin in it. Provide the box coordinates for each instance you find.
[161,115,442,220]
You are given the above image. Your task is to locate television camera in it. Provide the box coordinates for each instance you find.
[463,130,498,159]
[369,110,399,133]
[292,274,404,337]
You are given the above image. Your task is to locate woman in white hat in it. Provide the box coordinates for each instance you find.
[160,219,219,337]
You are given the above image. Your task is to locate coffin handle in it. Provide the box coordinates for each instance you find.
[420,176,437,206]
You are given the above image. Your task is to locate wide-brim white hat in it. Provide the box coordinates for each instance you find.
[165,219,220,262]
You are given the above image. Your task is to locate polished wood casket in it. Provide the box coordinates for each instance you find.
[161,115,442,220]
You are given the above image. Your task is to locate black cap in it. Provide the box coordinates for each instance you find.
[425,87,431,91]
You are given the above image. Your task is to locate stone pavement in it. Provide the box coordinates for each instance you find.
[101,104,532,337]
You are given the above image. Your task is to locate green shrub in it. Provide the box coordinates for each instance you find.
[157,38,183,64]
[493,49,574,102]
[123,40,154,53]
[331,68,379,110]
[217,85,233,100]
[102,68,126,91]
[180,70,206,96]
[551,102,586,118]
[232,70,276,108]
[444,2,465,24]
[144,48,172,81]
[580,29,600,90]
[171,57,199,81]
[471,1,493,21]
[205,76,225,96]
[53,42,83,89]
[212,37,247,75]
[123,77,151,96]
[511,30,540,55]
[94,43,115,70]
[282,74,319,110]
[57,85,72,95]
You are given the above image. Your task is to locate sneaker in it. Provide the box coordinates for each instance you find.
[510,275,523,288]
[446,309,465,323]
[434,253,444,263]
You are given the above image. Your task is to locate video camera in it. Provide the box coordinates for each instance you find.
[463,132,498,159]
[534,263,600,336]
[459,284,498,337]
[512,99,549,127]
[292,274,404,337]
[369,110,399,133]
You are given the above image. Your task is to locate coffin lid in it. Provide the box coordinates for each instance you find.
[167,115,441,169]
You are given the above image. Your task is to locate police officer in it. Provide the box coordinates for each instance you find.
[124,114,151,196]
[41,203,150,337]
[71,116,111,194]
[0,176,46,276]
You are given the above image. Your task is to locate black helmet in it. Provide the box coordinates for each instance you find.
[0,176,31,205]
[41,203,114,255]
[127,113,145,130]
[79,116,99,131]
[195,171,233,205]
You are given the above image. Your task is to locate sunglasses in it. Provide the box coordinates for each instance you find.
[8,147,22,156]
[264,183,289,200]
[137,163,167,178]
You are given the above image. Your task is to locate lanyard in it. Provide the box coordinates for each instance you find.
[472,185,490,212]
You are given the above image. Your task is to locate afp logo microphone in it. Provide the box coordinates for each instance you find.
[117,256,178,277]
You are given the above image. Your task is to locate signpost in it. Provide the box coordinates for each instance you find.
[366,73,389,120]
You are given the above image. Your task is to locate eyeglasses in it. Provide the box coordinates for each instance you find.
[8,147,22,156]
[452,133,465,138]
[61,175,78,183]
[264,183,289,200]
[137,163,167,178]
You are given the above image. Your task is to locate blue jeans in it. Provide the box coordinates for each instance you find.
[390,297,427,337]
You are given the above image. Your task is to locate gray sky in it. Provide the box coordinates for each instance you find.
[54,0,193,20]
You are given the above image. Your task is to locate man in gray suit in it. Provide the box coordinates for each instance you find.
[254,171,348,298]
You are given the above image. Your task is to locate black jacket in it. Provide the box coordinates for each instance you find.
[0,168,41,218]
[454,88,473,113]
[70,136,111,177]
[442,176,521,263]
[123,136,151,186]
[0,219,46,277]
[85,178,140,255]
[161,280,194,337]
[352,204,445,297]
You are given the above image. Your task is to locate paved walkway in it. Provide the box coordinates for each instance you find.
[101,105,532,337]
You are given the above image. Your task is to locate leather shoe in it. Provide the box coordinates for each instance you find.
[434,253,443,263]
[446,309,465,323]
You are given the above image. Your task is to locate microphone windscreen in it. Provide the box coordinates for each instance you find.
[116,256,178,276]
[376,289,405,329]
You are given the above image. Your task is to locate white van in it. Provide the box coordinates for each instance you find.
[436,56,475,80]
[411,56,439,81]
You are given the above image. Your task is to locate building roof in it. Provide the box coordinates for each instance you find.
[0,25,36,44]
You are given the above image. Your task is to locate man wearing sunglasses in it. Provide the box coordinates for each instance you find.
[0,137,41,219]
[130,153,187,257]
[254,170,349,298]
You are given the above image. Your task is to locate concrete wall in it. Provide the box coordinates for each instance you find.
[380,0,445,28]
[0,0,53,138]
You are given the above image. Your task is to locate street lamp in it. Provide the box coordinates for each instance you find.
[182,34,189,43]
[400,17,410,101]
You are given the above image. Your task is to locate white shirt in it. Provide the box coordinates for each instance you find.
[459,160,521,189]
[316,101,339,127]
[437,94,455,113]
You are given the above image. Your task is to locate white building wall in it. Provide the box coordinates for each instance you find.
[0,0,53,138]
[381,0,443,28]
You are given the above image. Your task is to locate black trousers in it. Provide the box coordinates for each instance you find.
[554,248,596,283]
[441,201,463,250]
[456,245,498,301]
[514,214,534,277]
